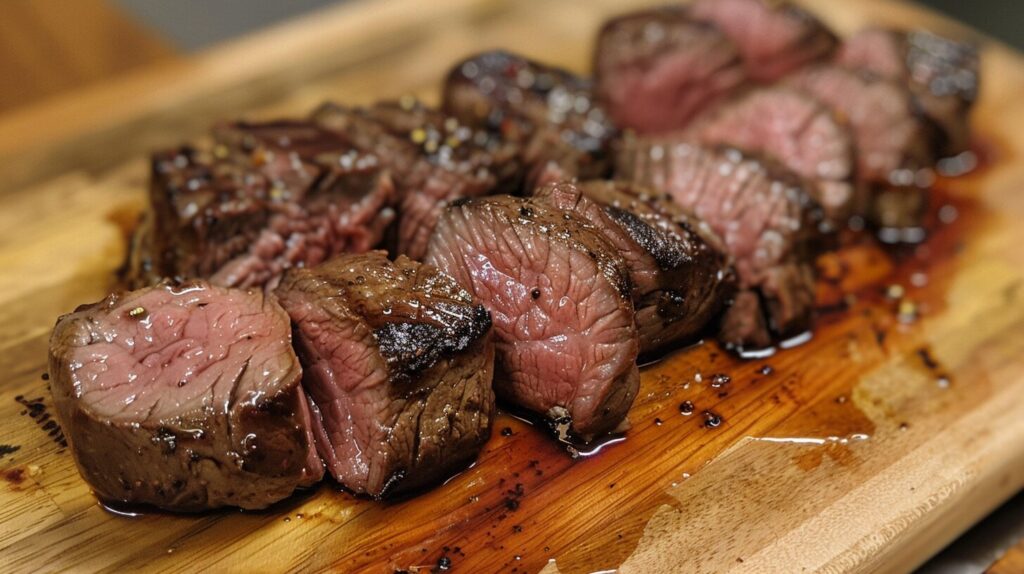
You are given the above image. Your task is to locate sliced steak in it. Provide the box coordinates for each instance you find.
[140,120,396,290]
[689,86,857,223]
[443,50,617,188]
[425,195,639,439]
[691,0,837,82]
[275,252,495,497]
[786,64,938,230]
[593,7,747,133]
[618,141,822,350]
[837,28,979,158]
[534,181,734,355]
[48,281,322,512]
[313,101,516,260]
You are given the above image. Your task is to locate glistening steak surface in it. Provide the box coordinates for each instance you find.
[593,7,747,133]
[618,141,822,349]
[534,181,735,355]
[275,252,495,497]
[837,28,979,158]
[691,0,837,82]
[443,50,616,188]
[48,281,322,511]
[689,86,857,223]
[426,195,640,438]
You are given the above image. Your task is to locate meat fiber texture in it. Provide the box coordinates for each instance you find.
[691,0,837,82]
[594,7,747,134]
[534,181,735,356]
[443,50,617,189]
[837,28,979,159]
[48,281,323,511]
[618,140,823,350]
[688,86,857,224]
[786,64,938,230]
[313,100,518,260]
[132,120,396,291]
[426,195,640,439]
[276,252,495,497]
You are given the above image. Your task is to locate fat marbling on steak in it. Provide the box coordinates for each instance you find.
[425,195,640,439]
[48,281,323,511]
[275,252,495,497]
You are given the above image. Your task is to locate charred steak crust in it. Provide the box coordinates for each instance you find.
[425,195,640,438]
[443,50,617,187]
[136,120,396,290]
[691,0,838,82]
[617,140,823,349]
[535,181,735,355]
[593,7,748,133]
[48,281,323,512]
[275,252,495,497]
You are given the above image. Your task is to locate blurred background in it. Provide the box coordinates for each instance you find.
[0,1,1021,572]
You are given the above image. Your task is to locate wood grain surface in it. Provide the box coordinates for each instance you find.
[1,1,1023,573]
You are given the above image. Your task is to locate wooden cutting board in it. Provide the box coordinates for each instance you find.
[2,0,1024,572]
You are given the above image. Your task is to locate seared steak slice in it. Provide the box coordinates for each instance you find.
[837,28,979,158]
[593,7,747,133]
[425,195,639,439]
[313,101,516,259]
[691,0,837,82]
[618,141,822,349]
[786,64,938,230]
[443,50,617,187]
[275,252,495,497]
[140,120,396,290]
[689,86,857,223]
[48,281,322,512]
[534,181,734,354]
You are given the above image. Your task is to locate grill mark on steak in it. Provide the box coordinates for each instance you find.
[275,252,495,497]
[48,281,323,511]
[426,195,639,439]
[593,7,748,133]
